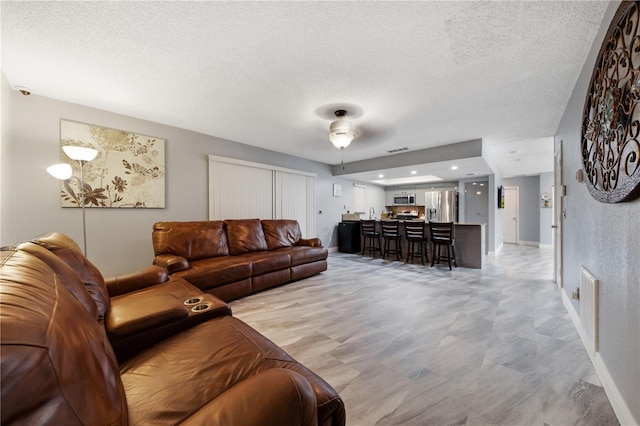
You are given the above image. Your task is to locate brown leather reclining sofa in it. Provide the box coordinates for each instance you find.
[152,219,328,301]
[1,232,345,425]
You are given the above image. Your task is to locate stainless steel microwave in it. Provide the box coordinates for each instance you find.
[393,194,415,205]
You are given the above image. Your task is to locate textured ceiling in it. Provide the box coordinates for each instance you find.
[1,1,609,182]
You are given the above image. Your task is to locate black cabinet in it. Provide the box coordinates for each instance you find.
[338,221,361,253]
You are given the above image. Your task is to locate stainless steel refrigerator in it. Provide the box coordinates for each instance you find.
[424,190,457,222]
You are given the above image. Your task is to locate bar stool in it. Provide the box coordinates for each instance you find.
[381,220,403,260]
[429,221,457,270]
[361,220,382,258]
[405,221,428,265]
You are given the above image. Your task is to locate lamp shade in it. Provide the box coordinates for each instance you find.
[63,145,98,162]
[329,118,355,149]
[47,163,73,180]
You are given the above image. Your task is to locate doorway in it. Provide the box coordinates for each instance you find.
[464,181,489,225]
[553,141,563,289]
[503,186,518,244]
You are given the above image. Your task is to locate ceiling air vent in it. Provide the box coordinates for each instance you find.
[387,147,409,154]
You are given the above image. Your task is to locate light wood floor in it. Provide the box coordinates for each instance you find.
[230,244,619,425]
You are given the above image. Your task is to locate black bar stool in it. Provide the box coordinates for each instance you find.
[381,220,403,260]
[361,220,382,258]
[405,221,428,265]
[429,221,457,270]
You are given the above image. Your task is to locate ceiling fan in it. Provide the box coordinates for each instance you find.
[320,104,396,154]
[329,110,356,150]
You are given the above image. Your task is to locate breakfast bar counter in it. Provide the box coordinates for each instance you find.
[362,221,485,269]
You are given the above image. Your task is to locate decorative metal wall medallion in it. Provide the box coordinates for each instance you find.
[582,1,640,202]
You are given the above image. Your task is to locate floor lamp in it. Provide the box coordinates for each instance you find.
[47,146,98,256]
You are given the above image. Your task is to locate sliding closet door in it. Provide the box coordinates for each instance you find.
[275,171,315,238]
[209,160,273,220]
[208,155,316,236]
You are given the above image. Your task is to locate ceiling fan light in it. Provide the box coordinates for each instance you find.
[329,118,355,149]
[330,133,354,149]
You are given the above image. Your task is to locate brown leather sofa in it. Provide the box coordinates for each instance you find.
[1,233,345,426]
[152,219,328,301]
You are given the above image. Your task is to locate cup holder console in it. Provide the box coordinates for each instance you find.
[191,303,211,313]
[184,297,203,306]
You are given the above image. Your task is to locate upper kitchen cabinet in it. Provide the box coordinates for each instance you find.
[394,185,416,194]
[385,190,395,206]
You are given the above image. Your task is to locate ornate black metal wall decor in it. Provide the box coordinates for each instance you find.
[582,1,640,203]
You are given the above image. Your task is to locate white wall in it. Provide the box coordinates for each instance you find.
[555,1,639,423]
[1,74,14,246]
[0,74,383,275]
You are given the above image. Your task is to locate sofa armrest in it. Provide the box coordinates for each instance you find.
[182,368,317,426]
[154,254,190,274]
[105,265,169,297]
[105,294,188,337]
[298,237,323,247]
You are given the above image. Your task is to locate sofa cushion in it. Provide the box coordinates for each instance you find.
[32,232,111,319]
[15,241,100,320]
[183,368,317,426]
[153,221,229,260]
[0,248,127,425]
[237,251,291,275]
[261,219,302,250]
[173,256,253,290]
[224,219,268,255]
[283,246,330,266]
[120,316,344,426]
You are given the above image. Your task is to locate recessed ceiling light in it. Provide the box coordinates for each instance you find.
[411,170,417,175]
[378,174,384,178]
[472,182,477,185]
[451,166,458,170]
[480,183,484,186]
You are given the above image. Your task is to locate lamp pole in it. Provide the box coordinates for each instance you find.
[48,145,98,257]
[78,159,88,257]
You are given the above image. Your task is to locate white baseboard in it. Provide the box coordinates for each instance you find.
[518,240,539,247]
[561,290,638,426]
[488,242,503,258]
[539,243,553,249]
[328,246,339,253]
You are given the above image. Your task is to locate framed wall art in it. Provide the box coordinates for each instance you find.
[59,120,166,208]
[540,192,552,208]
[581,1,640,203]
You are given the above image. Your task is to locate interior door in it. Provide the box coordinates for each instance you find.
[553,141,563,288]
[503,186,518,244]
[464,183,489,225]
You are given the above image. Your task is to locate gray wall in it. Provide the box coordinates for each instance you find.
[1,73,385,275]
[503,175,541,244]
[555,1,639,422]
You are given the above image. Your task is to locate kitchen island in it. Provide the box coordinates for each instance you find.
[361,220,485,269]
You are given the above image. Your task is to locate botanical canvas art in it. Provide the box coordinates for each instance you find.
[60,120,165,208]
